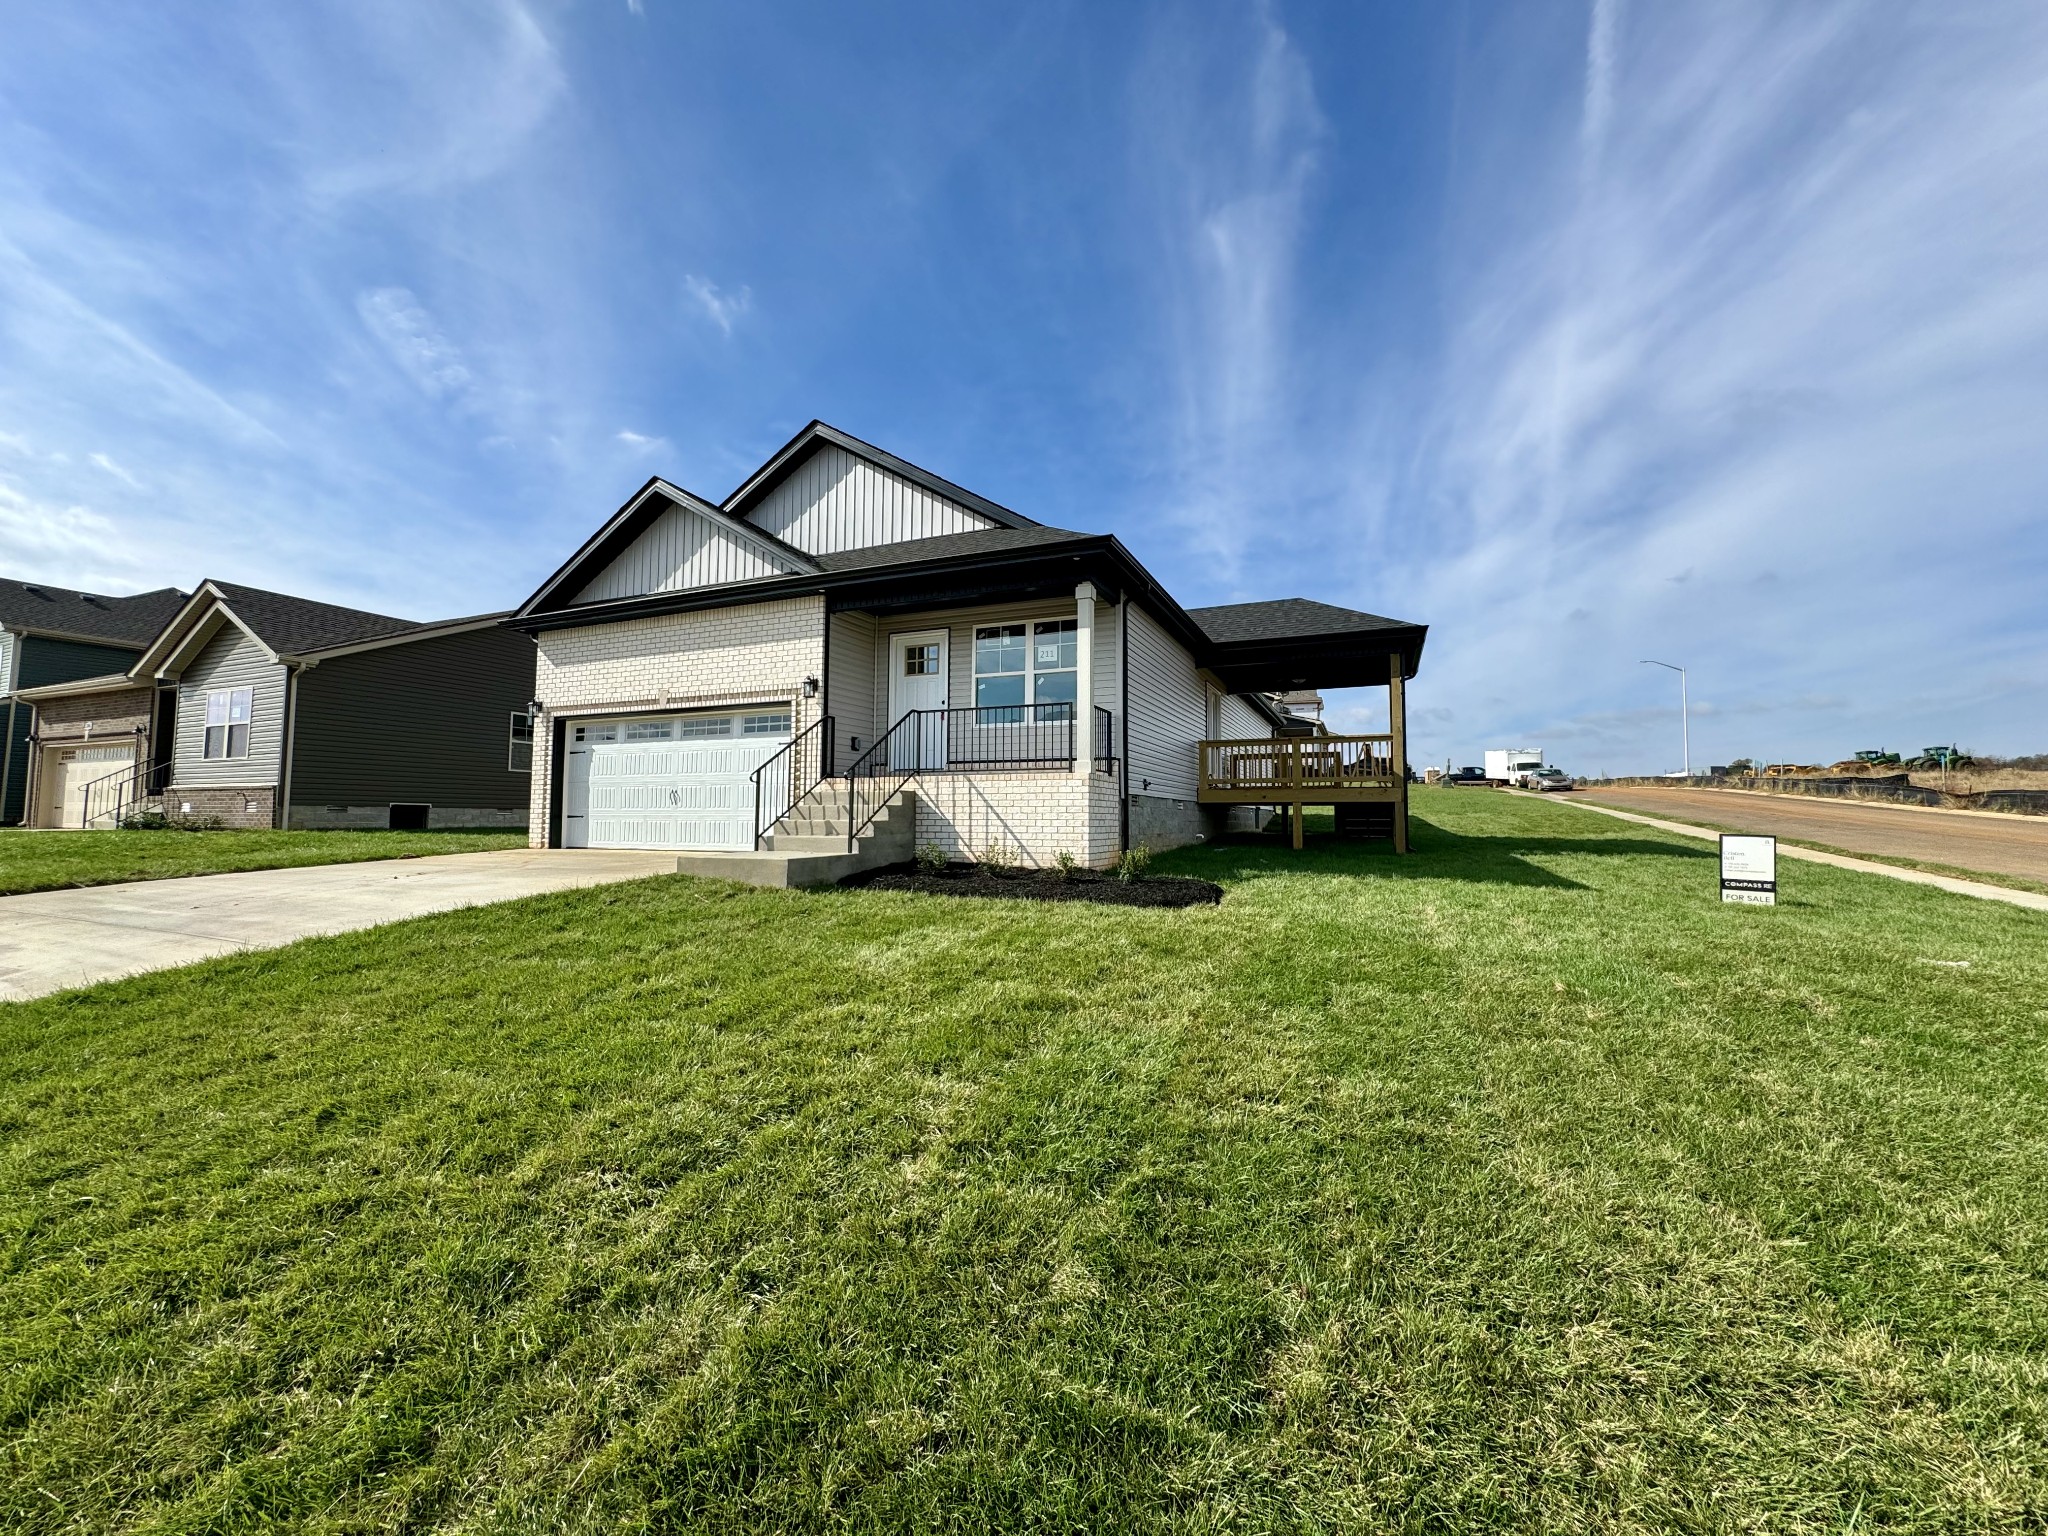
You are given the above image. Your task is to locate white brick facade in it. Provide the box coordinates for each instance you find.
[528,595,1129,861]
[911,770,1122,868]
[528,597,827,845]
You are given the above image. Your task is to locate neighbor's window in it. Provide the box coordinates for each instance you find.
[742,712,791,736]
[203,687,252,759]
[508,711,533,773]
[902,643,939,676]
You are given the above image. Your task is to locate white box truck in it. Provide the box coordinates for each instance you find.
[1484,748,1543,787]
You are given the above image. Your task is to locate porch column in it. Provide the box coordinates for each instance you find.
[1389,652,1409,854]
[1073,582,1096,776]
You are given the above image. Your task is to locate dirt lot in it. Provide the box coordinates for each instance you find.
[1571,785,2048,888]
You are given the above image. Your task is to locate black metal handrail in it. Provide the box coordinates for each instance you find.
[918,701,1078,768]
[843,711,921,853]
[1094,706,1116,775]
[80,755,169,828]
[751,715,833,849]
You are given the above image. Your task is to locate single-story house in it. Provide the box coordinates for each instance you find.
[1,579,189,825]
[17,579,538,830]
[510,421,1426,865]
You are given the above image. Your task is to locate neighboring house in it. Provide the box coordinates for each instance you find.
[510,421,1427,865]
[0,579,188,825]
[20,580,537,830]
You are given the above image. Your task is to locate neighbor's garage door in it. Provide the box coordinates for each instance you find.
[563,709,793,850]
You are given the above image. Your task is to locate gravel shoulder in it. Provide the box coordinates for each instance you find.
[1572,786,2048,890]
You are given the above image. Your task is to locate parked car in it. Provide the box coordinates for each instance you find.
[1525,767,1574,792]
[1446,765,1488,786]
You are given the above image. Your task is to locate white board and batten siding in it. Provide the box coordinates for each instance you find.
[575,503,797,604]
[749,444,993,556]
[174,622,288,787]
[0,630,15,692]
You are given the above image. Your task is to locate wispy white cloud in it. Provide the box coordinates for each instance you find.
[88,451,144,490]
[1367,4,2048,768]
[355,287,475,400]
[1131,1,1326,577]
[289,1,569,200]
[683,274,751,335]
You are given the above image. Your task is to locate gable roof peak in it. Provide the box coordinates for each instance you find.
[722,420,1039,531]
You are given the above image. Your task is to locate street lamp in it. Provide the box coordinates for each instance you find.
[1640,659,1689,778]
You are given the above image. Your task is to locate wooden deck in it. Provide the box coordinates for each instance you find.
[1196,734,1410,851]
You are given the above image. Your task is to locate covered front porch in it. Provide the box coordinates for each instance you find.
[1187,600,1426,852]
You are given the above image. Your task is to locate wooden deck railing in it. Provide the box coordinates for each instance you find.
[1198,734,1398,796]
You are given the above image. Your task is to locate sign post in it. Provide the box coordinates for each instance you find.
[1720,834,1777,905]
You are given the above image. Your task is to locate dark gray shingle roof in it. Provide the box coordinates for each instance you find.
[1186,598,1417,645]
[810,524,1097,574]
[209,582,422,656]
[0,580,187,646]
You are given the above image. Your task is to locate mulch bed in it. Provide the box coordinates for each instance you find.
[844,861,1223,907]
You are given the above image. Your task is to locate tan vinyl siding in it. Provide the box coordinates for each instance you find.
[825,610,877,766]
[869,598,1120,739]
[1125,603,1205,799]
[749,444,993,555]
[172,622,288,787]
[575,503,794,603]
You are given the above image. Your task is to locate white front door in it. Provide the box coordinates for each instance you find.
[46,742,136,828]
[887,629,949,770]
[562,709,792,849]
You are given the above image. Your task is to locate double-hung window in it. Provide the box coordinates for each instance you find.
[973,619,1078,722]
[508,711,534,772]
[203,687,252,759]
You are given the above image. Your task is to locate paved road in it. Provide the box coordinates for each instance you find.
[1572,786,2048,887]
[0,849,683,1002]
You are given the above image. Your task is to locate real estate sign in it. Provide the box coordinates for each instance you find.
[1720,834,1777,905]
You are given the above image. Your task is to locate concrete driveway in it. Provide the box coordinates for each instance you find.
[0,848,683,1002]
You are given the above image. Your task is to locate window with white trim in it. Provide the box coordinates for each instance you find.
[573,722,618,744]
[624,720,675,742]
[742,712,792,736]
[974,620,1076,720]
[678,717,733,739]
[203,687,252,759]
[508,711,533,772]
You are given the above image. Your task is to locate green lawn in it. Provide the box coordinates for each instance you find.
[0,827,530,895]
[4,788,2046,1532]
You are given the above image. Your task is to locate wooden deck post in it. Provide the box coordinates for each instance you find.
[1389,653,1409,853]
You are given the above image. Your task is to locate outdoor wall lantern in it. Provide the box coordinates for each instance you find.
[803,675,819,698]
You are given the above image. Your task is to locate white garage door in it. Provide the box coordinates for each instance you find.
[563,709,793,850]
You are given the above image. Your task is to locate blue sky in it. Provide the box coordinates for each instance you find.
[2,1,2043,773]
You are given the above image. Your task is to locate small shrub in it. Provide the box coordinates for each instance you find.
[119,811,225,832]
[1052,849,1079,881]
[977,841,1016,875]
[1114,844,1153,884]
[914,842,948,875]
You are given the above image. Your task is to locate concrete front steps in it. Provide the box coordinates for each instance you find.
[669,786,915,888]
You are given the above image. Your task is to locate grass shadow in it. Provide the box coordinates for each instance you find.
[1161,814,1714,890]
